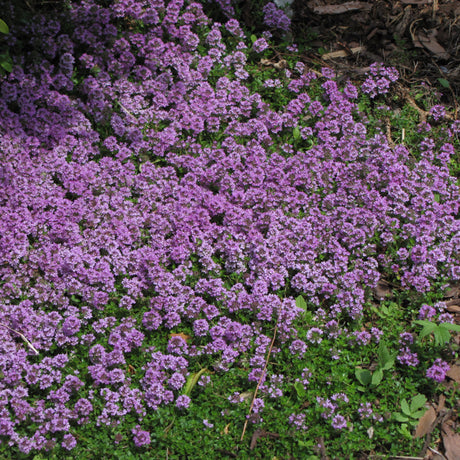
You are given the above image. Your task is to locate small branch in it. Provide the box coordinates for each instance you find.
[0,322,39,355]
[240,321,279,442]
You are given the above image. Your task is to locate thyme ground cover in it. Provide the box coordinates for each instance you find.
[0,0,459,458]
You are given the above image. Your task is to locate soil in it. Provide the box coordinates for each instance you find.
[289,0,460,113]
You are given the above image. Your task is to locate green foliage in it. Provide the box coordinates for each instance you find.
[393,394,427,424]
[413,320,460,346]
[0,17,12,74]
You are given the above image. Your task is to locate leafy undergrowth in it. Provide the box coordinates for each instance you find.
[0,1,459,458]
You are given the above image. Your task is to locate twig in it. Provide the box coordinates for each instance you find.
[240,322,279,442]
[0,322,39,354]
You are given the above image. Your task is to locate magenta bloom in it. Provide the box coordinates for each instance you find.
[426,359,450,383]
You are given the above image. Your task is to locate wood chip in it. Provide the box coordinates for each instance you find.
[308,1,372,15]
[322,46,365,60]
[400,0,434,4]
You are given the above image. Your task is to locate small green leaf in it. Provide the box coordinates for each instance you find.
[434,326,451,346]
[401,399,411,416]
[0,18,9,34]
[294,381,306,398]
[398,423,412,439]
[393,412,409,423]
[410,394,427,413]
[250,34,257,43]
[295,295,307,311]
[377,343,394,370]
[0,54,12,72]
[438,78,450,88]
[440,323,460,332]
[371,369,383,386]
[355,368,372,386]
[414,320,437,340]
[293,126,301,140]
[183,368,208,396]
[411,409,427,420]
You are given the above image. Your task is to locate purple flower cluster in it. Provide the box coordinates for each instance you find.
[361,63,399,98]
[262,2,291,32]
[426,359,450,383]
[0,0,458,453]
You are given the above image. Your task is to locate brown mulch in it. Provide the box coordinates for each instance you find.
[291,0,460,110]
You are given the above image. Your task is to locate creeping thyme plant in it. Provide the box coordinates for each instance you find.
[0,0,459,458]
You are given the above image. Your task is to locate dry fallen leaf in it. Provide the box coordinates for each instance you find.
[437,394,446,412]
[308,1,371,14]
[401,0,433,4]
[447,306,460,315]
[442,424,460,460]
[322,46,365,60]
[416,30,450,59]
[373,279,392,299]
[446,364,460,384]
[169,332,191,341]
[414,405,436,438]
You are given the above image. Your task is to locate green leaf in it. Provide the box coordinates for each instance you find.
[440,323,460,332]
[414,320,437,340]
[183,368,208,396]
[250,34,257,43]
[0,60,12,72]
[411,409,427,420]
[401,399,411,416]
[398,423,412,439]
[371,368,383,386]
[294,381,306,398]
[357,101,367,112]
[410,394,427,413]
[393,412,409,423]
[0,18,9,34]
[355,368,372,386]
[438,78,450,88]
[434,326,451,346]
[293,126,301,140]
[377,343,394,370]
[295,295,307,311]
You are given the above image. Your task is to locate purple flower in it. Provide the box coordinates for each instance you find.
[331,414,347,430]
[132,425,151,447]
[62,316,81,337]
[203,419,214,428]
[252,398,265,414]
[262,2,291,32]
[288,413,307,430]
[61,434,77,450]
[429,105,446,121]
[426,359,450,383]
[142,310,162,330]
[175,394,191,409]
[418,304,436,320]
[252,38,269,53]
[397,347,419,367]
[168,372,186,390]
[306,327,323,344]
[289,339,307,356]
[193,319,209,336]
